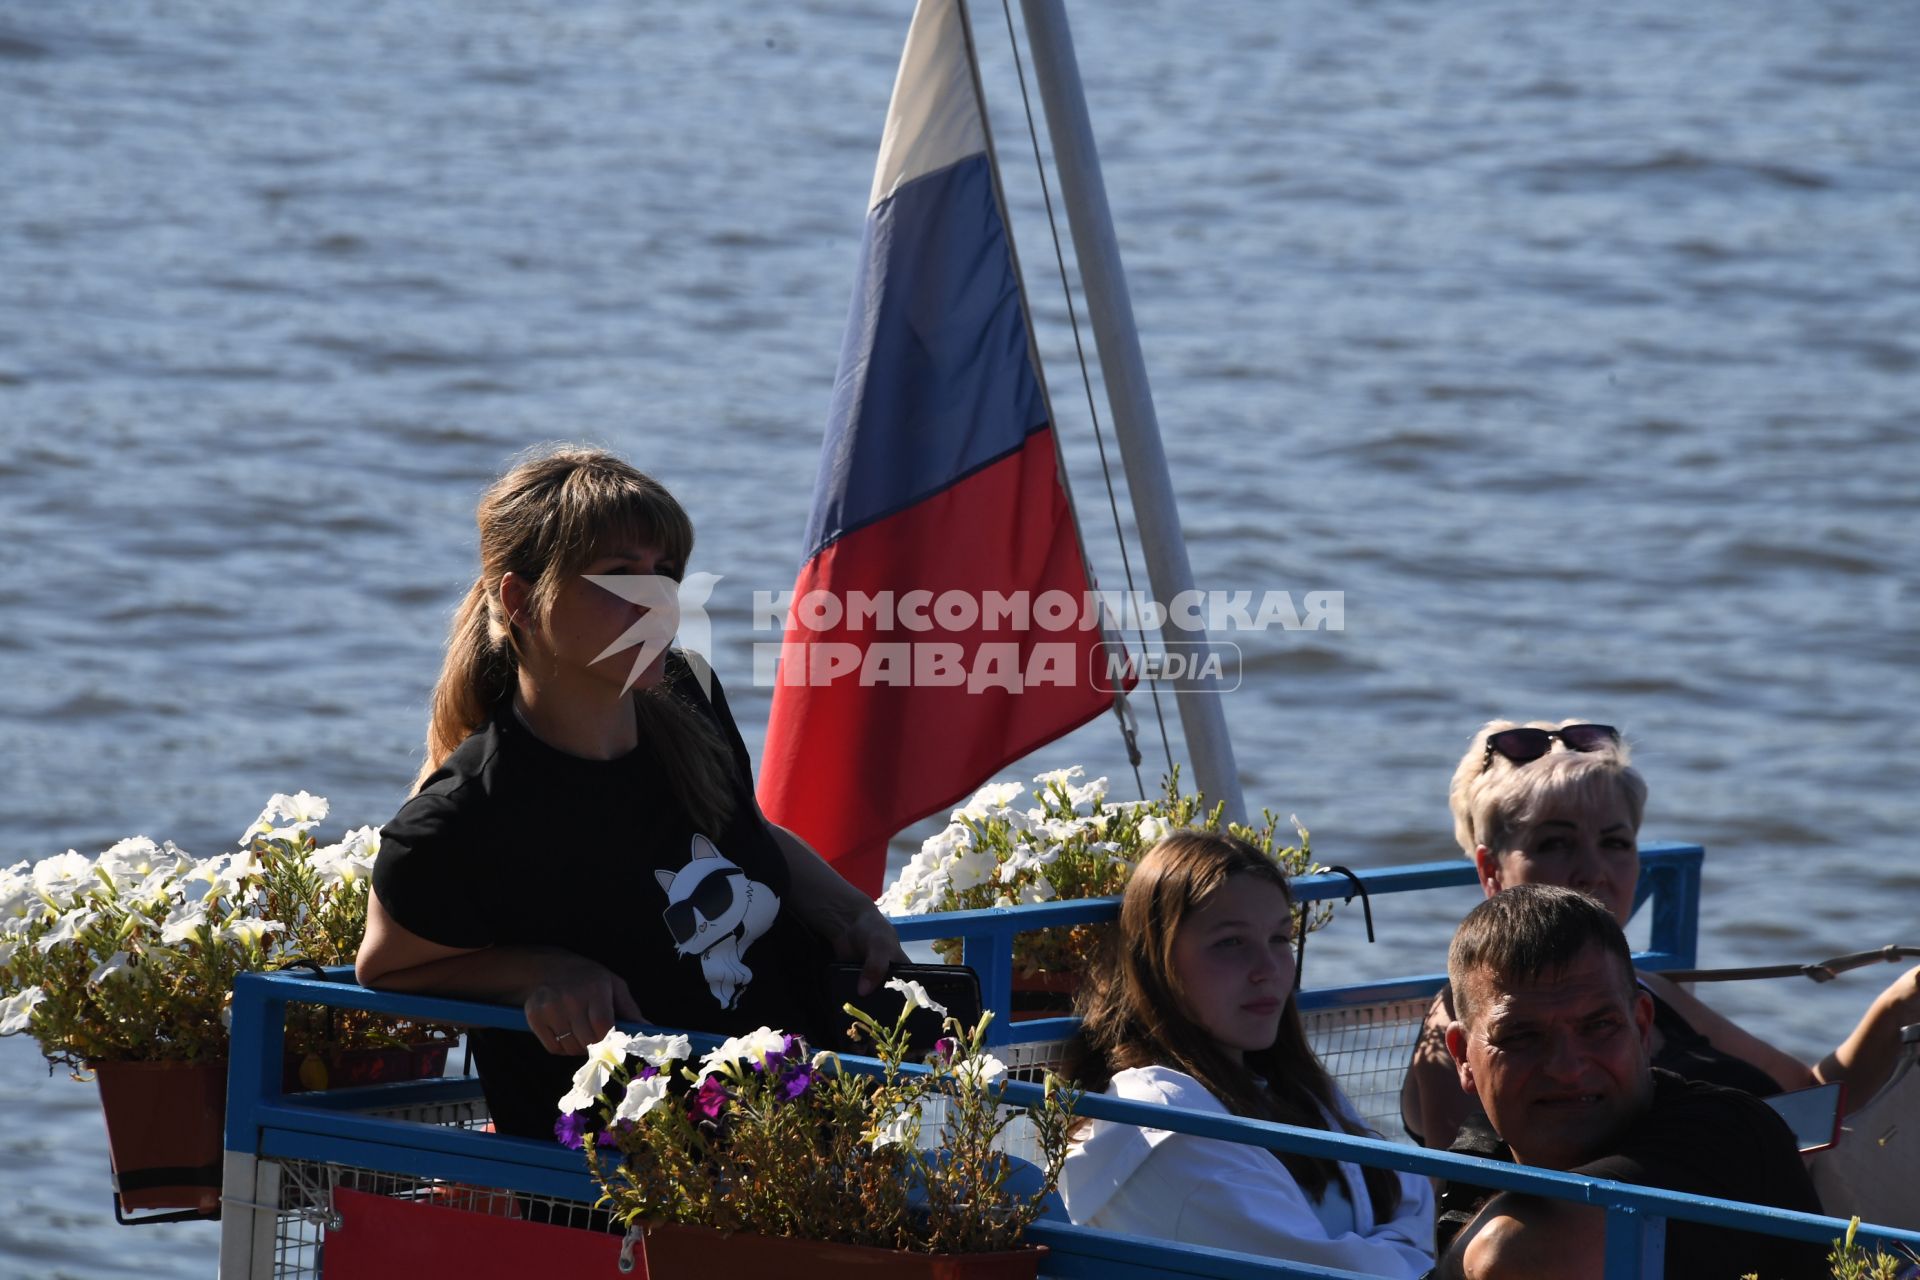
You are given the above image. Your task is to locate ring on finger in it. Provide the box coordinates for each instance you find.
[555,1030,576,1040]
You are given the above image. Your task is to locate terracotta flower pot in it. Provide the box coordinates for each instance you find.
[90,1058,227,1217]
[641,1223,1046,1280]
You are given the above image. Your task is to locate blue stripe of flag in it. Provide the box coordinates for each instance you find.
[801,152,1047,563]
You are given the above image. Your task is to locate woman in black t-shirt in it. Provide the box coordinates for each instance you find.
[356,446,905,1141]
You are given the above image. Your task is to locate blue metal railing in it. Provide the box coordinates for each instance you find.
[222,843,1920,1278]
[918,842,1702,1048]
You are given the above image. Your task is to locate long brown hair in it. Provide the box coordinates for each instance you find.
[414,445,735,831]
[1064,830,1401,1215]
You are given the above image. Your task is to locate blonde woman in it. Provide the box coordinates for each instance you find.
[1401,719,1920,1154]
[355,446,902,1141]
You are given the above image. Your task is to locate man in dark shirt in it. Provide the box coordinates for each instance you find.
[1434,885,1825,1280]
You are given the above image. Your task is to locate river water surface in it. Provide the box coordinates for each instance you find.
[2,1,1917,1273]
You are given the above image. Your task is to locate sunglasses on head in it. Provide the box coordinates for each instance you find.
[1481,723,1619,770]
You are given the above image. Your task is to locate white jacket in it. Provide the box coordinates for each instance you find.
[1061,1066,1434,1278]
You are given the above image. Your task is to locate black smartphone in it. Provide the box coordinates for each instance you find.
[1764,1080,1845,1153]
[820,963,983,1059]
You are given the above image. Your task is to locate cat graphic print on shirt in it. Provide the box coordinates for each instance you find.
[655,833,780,1010]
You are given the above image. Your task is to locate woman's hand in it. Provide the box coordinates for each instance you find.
[1817,962,1920,1109]
[523,952,646,1055]
[764,820,908,994]
[358,890,644,1055]
[834,902,911,996]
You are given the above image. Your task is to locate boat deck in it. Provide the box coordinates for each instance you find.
[216,845,1920,1279]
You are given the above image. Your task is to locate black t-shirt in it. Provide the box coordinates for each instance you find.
[1644,988,1782,1098]
[1437,1070,1825,1280]
[374,662,834,1141]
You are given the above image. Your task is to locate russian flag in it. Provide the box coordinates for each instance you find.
[757,0,1121,895]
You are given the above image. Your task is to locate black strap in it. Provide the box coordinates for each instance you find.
[1323,866,1376,943]
[115,1162,225,1193]
[111,1161,225,1225]
[1294,865,1378,990]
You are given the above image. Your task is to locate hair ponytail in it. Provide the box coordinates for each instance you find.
[413,576,518,792]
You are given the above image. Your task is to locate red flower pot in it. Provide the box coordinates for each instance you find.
[90,1058,227,1217]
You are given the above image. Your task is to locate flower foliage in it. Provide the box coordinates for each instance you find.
[572,1003,1076,1256]
[0,792,447,1068]
[878,766,1329,976]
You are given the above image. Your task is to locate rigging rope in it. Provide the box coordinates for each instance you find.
[995,0,1174,796]
[1659,944,1920,985]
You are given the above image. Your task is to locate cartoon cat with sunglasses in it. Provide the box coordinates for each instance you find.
[654,834,780,1010]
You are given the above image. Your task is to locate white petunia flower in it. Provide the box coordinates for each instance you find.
[181,855,228,891]
[944,845,999,893]
[870,1105,921,1151]
[310,827,379,886]
[955,781,1024,819]
[1136,815,1172,844]
[217,918,287,950]
[920,823,973,859]
[997,844,1051,882]
[0,986,46,1034]
[626,1033,692,1068]
[613,1074,672,1123]
[97,837,162,885]
[697,1026,789,1080]
[90,951,132,984]
[0,938,16,967]
[1038,816,1095,844]
[1015,880,1056,905]
[557,1029,639,1112]
[951,1052,1008,1087]
[31,851,94,898]
[242,791,330,842]
[1032,766,1086,788]
[35,905,100,953]
[1064,776,1109,810]
[0,862,34,922]
[885,977,947,1017]
[159,901,210,945]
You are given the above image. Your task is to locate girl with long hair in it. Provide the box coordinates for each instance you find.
[1060,831,1433,1275]
[355,445,903,1141]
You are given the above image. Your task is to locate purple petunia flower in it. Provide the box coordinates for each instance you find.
[554,1110,591,1150]
[932,1036,958,1062]
[775,1063,814,1101]
[638,1063,659,1080]
[692,1075,730,1120]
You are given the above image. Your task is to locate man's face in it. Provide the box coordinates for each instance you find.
[1446,942,1655,1169]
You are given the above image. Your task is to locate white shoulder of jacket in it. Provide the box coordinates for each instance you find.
[1060,1065,1435,1277]
[1060,1066,1229,1223]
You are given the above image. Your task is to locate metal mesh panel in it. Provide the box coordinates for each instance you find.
[261,1092,601,1279]
[996,997,1430,1145]
[1303,997,1431,1144]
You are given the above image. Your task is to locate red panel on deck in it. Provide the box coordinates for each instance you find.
[321,1187,627,1277]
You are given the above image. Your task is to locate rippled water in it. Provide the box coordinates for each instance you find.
[3,0,1916,1272]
